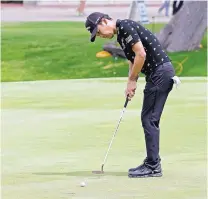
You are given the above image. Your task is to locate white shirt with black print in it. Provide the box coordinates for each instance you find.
[116,19,170,76]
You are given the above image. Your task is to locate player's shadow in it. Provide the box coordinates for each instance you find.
[33,171,127,177]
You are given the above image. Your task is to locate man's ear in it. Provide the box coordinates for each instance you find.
[101,18,108,25]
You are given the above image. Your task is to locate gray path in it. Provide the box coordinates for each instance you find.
[1,5,171,23]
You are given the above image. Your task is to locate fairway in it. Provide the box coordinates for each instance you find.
[1,78,207,199]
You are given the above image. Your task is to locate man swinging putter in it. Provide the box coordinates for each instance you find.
[85,12,180,178]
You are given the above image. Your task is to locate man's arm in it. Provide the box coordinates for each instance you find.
[128,61,139,81]
[120,22,146,99]
[119,23,146,81]
[128,41,146,81]
[128,61,133,77]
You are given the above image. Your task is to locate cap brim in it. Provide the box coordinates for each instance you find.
[90,26,97,42]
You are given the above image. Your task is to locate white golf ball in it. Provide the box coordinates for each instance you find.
[80,182,86,187]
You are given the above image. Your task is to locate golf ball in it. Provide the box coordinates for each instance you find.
[80,182,86,187]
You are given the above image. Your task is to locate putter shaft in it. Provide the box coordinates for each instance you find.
[100,96,129,172]
[101,107,126,171]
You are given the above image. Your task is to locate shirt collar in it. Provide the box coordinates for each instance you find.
[116,19,122,37]
[116,19,121,28]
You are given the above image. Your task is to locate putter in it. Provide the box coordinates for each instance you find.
[92,95,129,174]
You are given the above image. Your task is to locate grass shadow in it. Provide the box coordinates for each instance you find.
[33,171,127,177]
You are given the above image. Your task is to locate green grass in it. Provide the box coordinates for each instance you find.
[1,22,207,82]
[1,78,207,199]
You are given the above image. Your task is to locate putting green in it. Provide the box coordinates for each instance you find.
[1,78,207,199]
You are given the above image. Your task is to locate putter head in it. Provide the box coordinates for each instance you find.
[101,164,104,172]
[92,170,104,174]
[92,164,105,174]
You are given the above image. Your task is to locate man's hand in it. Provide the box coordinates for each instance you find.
[129,41,146,81]
[125,79,137,100]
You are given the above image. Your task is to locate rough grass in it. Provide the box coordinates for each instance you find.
[1,22,207,82]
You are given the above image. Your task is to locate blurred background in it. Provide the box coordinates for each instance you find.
[1,0,172,22]
[1,0,207,81]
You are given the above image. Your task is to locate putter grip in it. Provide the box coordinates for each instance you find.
[124,96,129,108]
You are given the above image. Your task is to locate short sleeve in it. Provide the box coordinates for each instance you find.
[120,23,141,47]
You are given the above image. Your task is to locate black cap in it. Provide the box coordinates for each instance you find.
[85,12,108,42]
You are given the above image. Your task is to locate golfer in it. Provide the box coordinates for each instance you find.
[85,12,176,178]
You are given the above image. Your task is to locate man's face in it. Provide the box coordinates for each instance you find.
[96,19,114,39]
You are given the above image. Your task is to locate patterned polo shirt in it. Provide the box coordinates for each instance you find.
[116,19,170,76]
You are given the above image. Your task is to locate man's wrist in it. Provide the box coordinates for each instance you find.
[129,74,139,81]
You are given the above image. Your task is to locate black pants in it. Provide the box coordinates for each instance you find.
[141,62,175,164]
